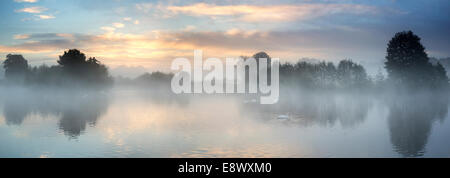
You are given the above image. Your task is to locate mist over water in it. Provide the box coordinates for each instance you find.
[0,84,449,158]
[1,31,450,158]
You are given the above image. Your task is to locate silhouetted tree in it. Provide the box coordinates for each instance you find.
[58,49,87,68]
[385,31,447,88]
[6,49,113,88]
[84,57,112,86]
[55,49,112,87]
[2,54,29,82]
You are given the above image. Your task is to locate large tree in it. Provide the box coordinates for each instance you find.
[3,54,29,81]
[385,31,438,88]
[58,49,87,69]
[55,49,112,87]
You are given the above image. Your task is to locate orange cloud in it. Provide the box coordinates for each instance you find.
[15,6,47,13]
[14,34,31,40]
[35,14,55,19]
[113,23,125,28]
[0,27,384,71]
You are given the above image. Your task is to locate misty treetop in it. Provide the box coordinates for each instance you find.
[2,49,113,88]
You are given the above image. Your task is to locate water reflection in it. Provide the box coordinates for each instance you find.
[4,98,30,125]
[245,92,371,128]
[242,91,449,157]
[57,95,108,137]
[1,89,109,138]
[386,92,448,157]
[0,88,449,157]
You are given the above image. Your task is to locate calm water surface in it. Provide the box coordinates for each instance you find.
[0,88,449,158]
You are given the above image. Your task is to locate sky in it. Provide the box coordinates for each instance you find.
[0,0,449,77]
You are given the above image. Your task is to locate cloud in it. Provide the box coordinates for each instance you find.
[0,33,85,53]
[14,0,38,3]
[2,1,448,75]
[101,26,116,32]
[35,14,55,20]
[166,3,378,22]
[183,25,196,32]
[122,17,140,25]
[0,31,169,68]
[14,34,31,40]
[15,6,47,13]
[113,23,125,28]
[0,28,387,70]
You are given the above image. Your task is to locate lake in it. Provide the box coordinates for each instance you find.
[0,87,449,158]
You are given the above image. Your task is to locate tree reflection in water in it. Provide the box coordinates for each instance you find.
[243,90,449,157]
[386,92,448,157]
[2,89,109,138]
[1,88,449,157]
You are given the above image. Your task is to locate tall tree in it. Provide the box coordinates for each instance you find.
[3,54,29,81]
[55,49,112,87]
[58,49,87,69]
[385,31,435,88]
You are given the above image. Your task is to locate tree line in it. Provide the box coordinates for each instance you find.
[279,59,370,90]
[1,31,448,91]
[239,31,448,91]
[269,31,449,91]
[1,49,113,88]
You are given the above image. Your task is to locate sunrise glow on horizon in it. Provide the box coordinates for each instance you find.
[1,0,449,77]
